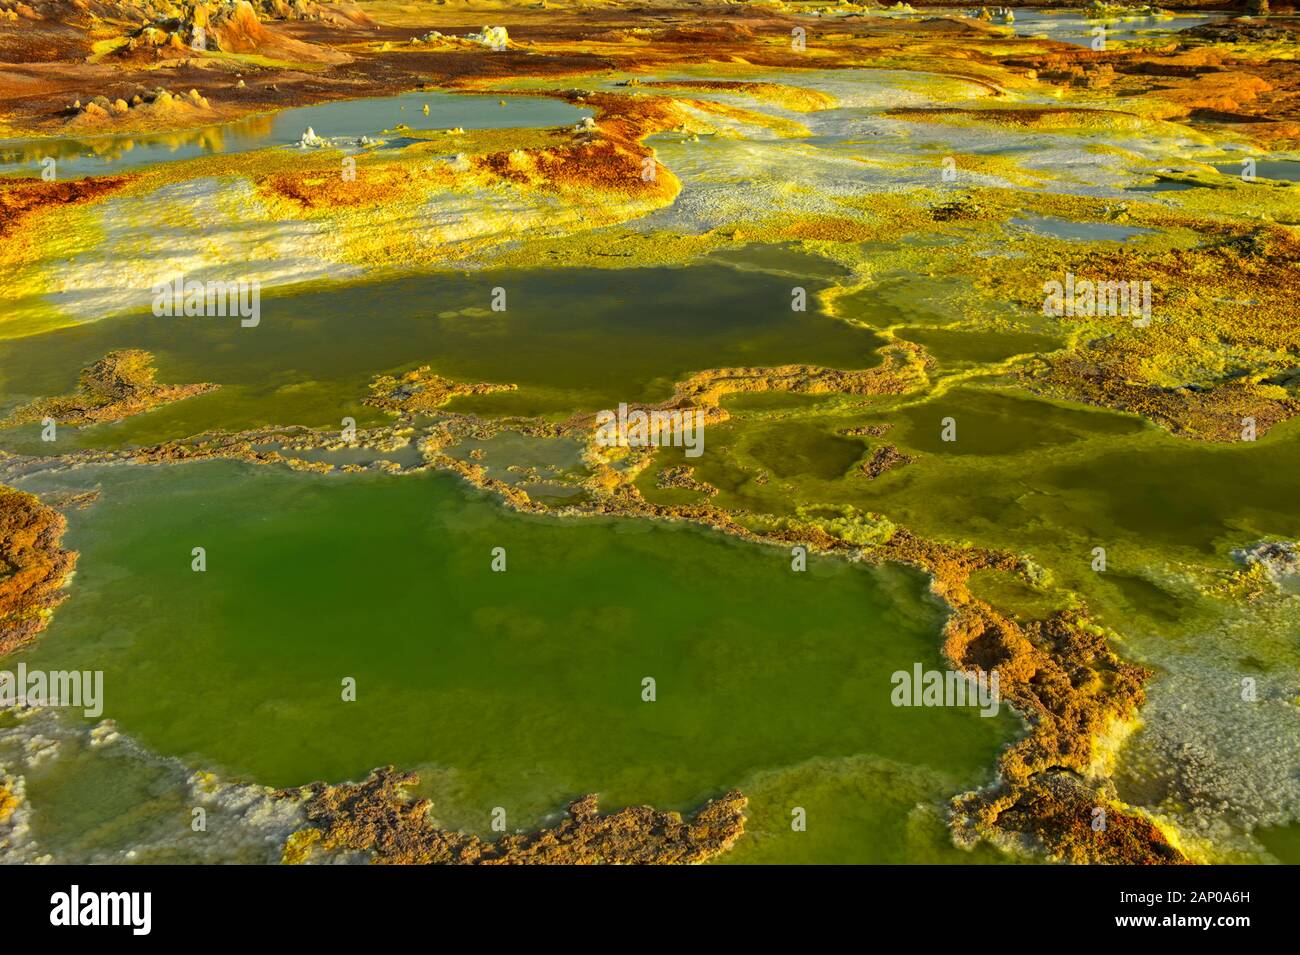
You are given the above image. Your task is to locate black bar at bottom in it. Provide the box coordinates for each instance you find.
[0,862,1285,941]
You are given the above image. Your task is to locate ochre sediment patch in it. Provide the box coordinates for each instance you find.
[1012,223,1300,441]
[0,485,77,655]
[635,79,836,113]
[1,349,218,429]
[364,367,517,415]
[671,343,933,410]
[657,464,718,497]
[0,777,17,825]
[253,89,689,218]
[885,106,1156,133]
[0,176,133,239]
[859,443,915,480]
[111,0,358,68]
[1026,352,1300,443]
[279,766,746,865]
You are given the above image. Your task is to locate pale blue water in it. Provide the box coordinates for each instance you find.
[0,90,589,179]
[1212,159,1300,183]
[1012,215,1156,243]
[1010,10,1221,47]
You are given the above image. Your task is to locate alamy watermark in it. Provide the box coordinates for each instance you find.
[1043,272,1152,327]
[50,885,150,935]
[0,663,103,717]
[891,664,1001,717]
[152,273,260,327]
[594,403,705,458]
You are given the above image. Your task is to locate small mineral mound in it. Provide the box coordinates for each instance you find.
[364,368,516,415]
[117,0,352,64]
[859,444,915,480]
[64,87,212,129]
[1,349,218,428]
[1232,540,1300,583]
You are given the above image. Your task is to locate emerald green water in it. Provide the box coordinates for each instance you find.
[0,264,881,450]
[679,385,1300,574]
[15,460,1015,863]
[899,327,1063,367]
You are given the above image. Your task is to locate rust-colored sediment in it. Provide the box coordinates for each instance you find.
[279,766,747,865]
[0,176,133,239]
[0,485,77,655]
